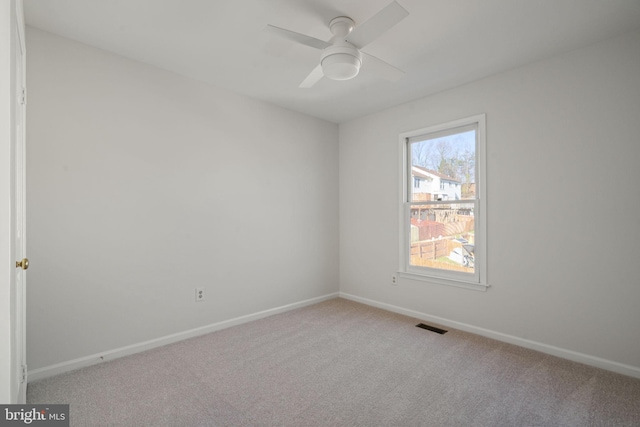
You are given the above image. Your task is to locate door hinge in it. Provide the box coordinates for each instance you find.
[20,87,26,105]
[21,365,27,383]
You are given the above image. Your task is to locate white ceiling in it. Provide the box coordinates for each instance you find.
[24,0,640,123]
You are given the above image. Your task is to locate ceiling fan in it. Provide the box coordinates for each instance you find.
[265,1,409,88]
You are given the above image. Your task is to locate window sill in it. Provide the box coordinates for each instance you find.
[398,272,489,292]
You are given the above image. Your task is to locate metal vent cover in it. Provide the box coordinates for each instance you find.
[416,323,448,334]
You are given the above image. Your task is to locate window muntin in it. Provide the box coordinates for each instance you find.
[400,115,486,289]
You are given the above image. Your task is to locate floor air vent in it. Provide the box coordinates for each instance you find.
[416,323,448,334]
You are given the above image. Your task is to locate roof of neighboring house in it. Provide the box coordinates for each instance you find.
[411,167,433,181]
[412,165,461,183]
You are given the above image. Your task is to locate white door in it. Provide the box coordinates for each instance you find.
[14,0,28,403]
[1,0,27,404]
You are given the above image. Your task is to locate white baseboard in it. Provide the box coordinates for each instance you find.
[28,292,340,382]
[340,292,640,380]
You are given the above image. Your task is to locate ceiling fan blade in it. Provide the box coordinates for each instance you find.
[299,65,324,88]
[264,25,330,50]
[362,52,404,82]
[347,1,409,48]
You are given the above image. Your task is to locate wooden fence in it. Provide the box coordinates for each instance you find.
[410,216,474,241]
[410,239,448,260]
[409,238,473,273]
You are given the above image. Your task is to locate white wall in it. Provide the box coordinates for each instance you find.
[25,28,339,371]
[340,29,640,372]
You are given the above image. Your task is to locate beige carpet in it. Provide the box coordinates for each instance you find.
[27,298,640,426]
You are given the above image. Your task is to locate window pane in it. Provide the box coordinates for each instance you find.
[409,202,475,274]
[409,129,476,203]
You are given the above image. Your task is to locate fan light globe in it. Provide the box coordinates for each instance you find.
[322,53,361,80]
[320,42,362,81]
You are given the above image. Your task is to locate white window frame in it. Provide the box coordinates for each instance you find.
[398,114,488,291]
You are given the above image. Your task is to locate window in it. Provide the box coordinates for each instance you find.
[399,114,487,290]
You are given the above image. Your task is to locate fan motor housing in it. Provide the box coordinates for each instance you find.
[320,42,362,80]
[329,16,355,37]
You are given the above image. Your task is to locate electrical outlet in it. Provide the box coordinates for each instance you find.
[195,287,205,302]
[391,275,398,286]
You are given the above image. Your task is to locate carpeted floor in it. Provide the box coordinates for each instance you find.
[27,298,640,426]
